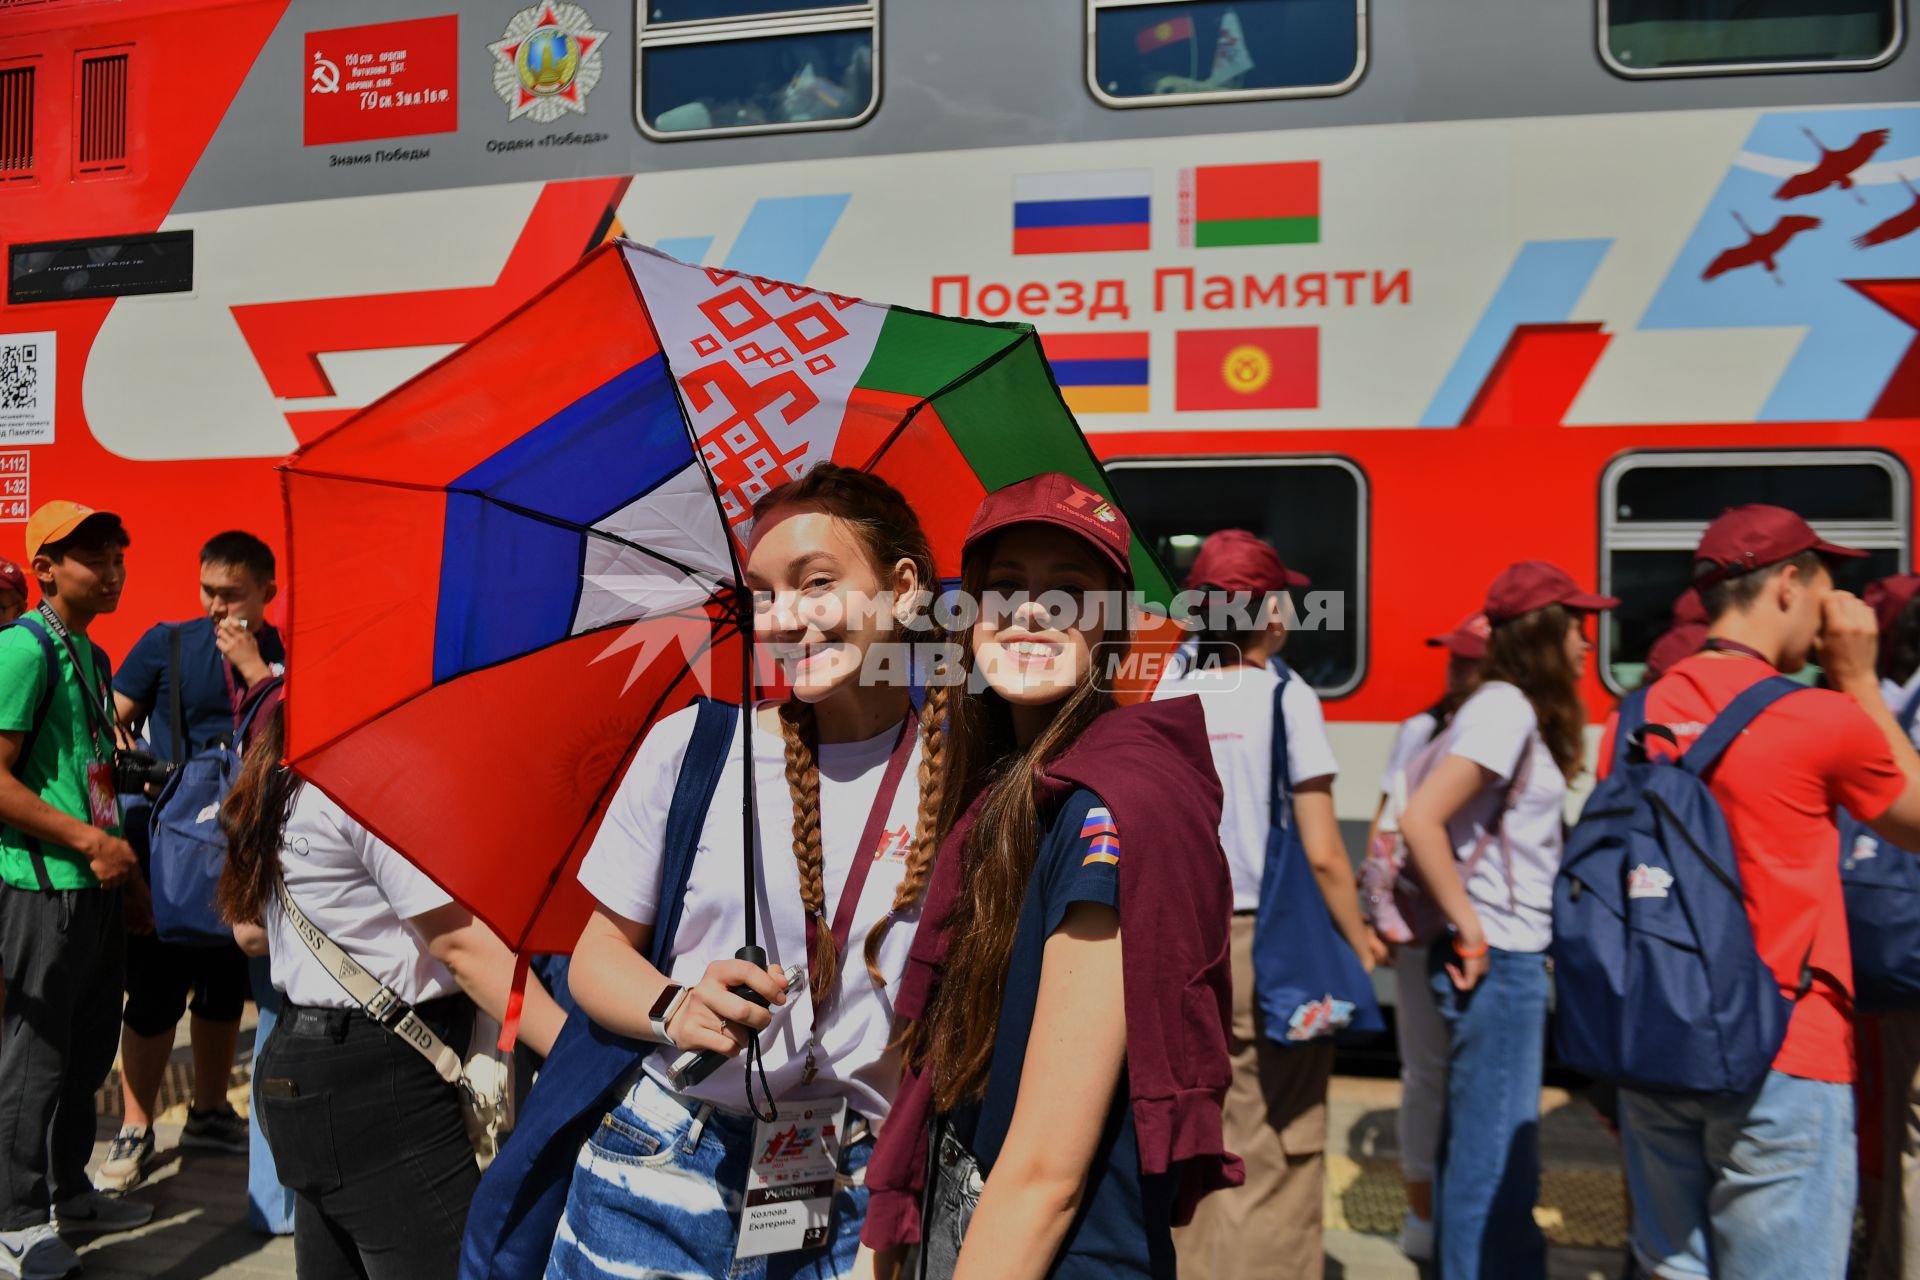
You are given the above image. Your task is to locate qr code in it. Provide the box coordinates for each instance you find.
[0,343,39,412]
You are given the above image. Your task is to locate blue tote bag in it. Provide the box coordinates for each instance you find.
[1251,660,1384,1046]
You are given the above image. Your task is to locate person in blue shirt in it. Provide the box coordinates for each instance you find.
[98,531,285,1193]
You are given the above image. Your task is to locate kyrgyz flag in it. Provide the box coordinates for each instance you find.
[1176,326,1317,411]
[1184,161,1321,247]
[1136,14,1195,53]
[282,243,1177,953]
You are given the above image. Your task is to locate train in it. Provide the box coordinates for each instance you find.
[2,0,1915,836]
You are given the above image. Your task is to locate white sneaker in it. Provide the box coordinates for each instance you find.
[1398,1208,1435,1261]
[0,1223,80,1280]
[53,1188,153,1235]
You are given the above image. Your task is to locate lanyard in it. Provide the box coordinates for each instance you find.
[35,603,115,758]
[1702,637,1776,669]
[808,705,919,976]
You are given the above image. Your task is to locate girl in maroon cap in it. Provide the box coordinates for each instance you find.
[1396,560,1615,1280]
[863,472,1238,1280]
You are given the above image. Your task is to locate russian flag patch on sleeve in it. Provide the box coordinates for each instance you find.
[1080,806,1121,866]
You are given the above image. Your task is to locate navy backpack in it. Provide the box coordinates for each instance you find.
[460,697,736,1280]
[147,664,281,946]
[1552,677,1824,1095]
[1252,659,1384,1046]
[1839,683,1920,1013]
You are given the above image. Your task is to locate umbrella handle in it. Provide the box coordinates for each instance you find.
[665,945,777,1091]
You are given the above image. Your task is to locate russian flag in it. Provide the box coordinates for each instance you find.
[1013,170,1152,255]
[1043,331,1149,414]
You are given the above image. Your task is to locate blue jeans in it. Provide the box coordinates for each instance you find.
[247,956,297,1235]
[547,1074,872,1280]
[1620,1070,1855,1279]
[1428,946,1550,1280]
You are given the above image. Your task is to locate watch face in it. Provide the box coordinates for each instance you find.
[650,983,682,1019]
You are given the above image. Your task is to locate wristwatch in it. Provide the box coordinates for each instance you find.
[649,983,690,1047]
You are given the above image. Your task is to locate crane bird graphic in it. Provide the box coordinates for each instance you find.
[1774,127,1891,203]
[1855,175,1920,250]
[1702,212,1822,284]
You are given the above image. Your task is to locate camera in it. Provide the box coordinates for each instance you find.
[114,748,177,794]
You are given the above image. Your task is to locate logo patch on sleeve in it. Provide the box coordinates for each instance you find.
[1080,806,1121,866]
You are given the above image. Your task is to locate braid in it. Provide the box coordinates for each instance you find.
[863,681,950,985]
[780,700,836,1005]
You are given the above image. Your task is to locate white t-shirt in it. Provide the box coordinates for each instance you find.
[267,785,460,1009]
[1152,664,1338,911]
[1440,681,1568,954]
[1381,711,1440,798]
[577,703,925,1126]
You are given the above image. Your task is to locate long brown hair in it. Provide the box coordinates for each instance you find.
[217,702,301,926]
[1464,604,1587,778]
[749,465,949,1007]
[901,541,1130,1113]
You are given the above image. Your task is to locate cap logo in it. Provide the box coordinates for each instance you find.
[1060,485,1119,529]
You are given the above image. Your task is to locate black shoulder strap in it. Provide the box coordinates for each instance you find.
[646,698,736,971]
[167,623,185,762]
[6,616,69,892]
[1268,658,1293,817]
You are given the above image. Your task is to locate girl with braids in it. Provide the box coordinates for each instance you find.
[548,464,948,1280]
[861,473,1240,1280]
[1397,560,1617,1280]
[218,694,563,1280]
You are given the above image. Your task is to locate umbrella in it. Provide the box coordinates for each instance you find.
[282,242,1176,957]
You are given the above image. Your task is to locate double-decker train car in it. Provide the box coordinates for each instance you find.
[1,0,1915,834]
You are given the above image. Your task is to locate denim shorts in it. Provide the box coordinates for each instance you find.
[546,1073,873,1280]
[1620,1069,1855,1280]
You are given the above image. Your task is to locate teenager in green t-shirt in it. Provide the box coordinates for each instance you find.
[0,502,153,1274]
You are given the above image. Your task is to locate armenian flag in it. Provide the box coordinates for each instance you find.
[1014,170,1152,256]
[1043,331,1149,414]
[1183,161,1320,247]
[1081,806,1121,866]
[1176,326,1317,411]
[283,244,1178,953]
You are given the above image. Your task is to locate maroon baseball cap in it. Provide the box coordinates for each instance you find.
[1865,574,1920,637]
[1426,613,1491,660]
[962,472,1133,584]
[1672,588,1707,628]
[1182,529,1309,597]
[1483,560,1620,623]
[0,557,24,599]
[1693,504,1865,586]
[1646,623,1708,683]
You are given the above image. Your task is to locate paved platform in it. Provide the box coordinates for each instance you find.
[73,1034,1630,1280]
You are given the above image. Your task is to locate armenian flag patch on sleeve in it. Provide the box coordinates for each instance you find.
[1080,806,1121,867]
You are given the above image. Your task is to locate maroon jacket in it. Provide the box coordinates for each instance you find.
[862,696,1242,1248]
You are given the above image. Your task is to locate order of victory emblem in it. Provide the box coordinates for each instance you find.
[488,3,607,123]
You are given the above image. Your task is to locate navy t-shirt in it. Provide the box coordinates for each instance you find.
[114,617,285,761]
[948,787,1179,1279]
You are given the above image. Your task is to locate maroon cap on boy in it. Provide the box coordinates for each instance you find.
[1672,588,1707,628]
[1426,613,1491,660]
[1865,574,1920,637]
[1183,529,1310,597]
[1692,504,1865,585]
[0,557,24,599]
[1483,560,1620,623]
[1646,623,1708,683]
[962,472,1133,583]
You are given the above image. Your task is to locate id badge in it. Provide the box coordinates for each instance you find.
[85,760,119,830]
[735,1099,847,1259]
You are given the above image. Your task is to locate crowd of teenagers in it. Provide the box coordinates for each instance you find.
[0,475,1918,1280]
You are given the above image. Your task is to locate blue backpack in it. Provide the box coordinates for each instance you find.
[147,659,281,947]
[1251,659,1384,1046]
[1552,677,1826,1095]
[460,697,736,1280]
[1839,683,1920,1013]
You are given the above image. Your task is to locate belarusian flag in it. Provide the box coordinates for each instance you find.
[1181,161,1320,248]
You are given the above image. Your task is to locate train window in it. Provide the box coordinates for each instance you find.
[1601,0,1902,76]
[1105,456,1368,695]
[1087,0,1364,108]
[1598,450,1910,693]
[637,3,878,139]
[0,62,35,184]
